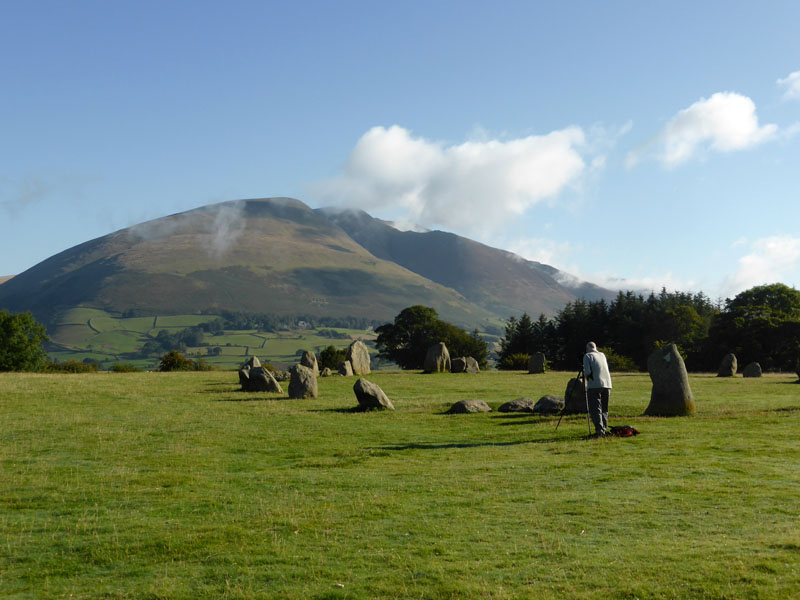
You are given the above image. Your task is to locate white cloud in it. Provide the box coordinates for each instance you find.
[507,237,577,270]
[314,125,587,235]
[626,92,777,167]
[721,235,800,297]
[777,70,800,101]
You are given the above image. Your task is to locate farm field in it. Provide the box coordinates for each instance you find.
[45,309,375,370]
[1,370,799,599]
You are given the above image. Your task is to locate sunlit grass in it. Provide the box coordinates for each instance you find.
[1,370,799,598]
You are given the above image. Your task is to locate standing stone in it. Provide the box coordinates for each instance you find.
[238,367,251,389]
[717,353,737,377]
[451,357,467,373]
[347,340,371,375]
[563,377,587,414]
[424,342,451,373]
[245,356,261,369]
[645,344,695,416]
[338,360,354,376]
[248,367,283,393]
[464,357,480,373]
[528,352,546,374]
[353,378,394,410]
[742,362,762,378]
[300,350,319,376]
[288,364,318,399]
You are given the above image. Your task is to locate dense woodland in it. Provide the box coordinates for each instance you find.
[498,283,800,372]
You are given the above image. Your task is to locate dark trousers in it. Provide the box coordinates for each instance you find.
[587,387,610,435]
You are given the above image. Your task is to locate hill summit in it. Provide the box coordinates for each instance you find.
[0,197,614,327]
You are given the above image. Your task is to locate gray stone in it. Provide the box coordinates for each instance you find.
[238,367,251,388]
[337,360,354,376]
[288,364,318,399]
[742,362,762,378]
[353,378,394,410]
[424,342,451,373]
[245,356,261,369]
[645,344,695,416]
[300,350,319,376]
[717,353,737,377]
[446,399,491,414]
[451,357,467,373]
[528,352,546,374]
[533,395,565,414]
[246,367,283,393]
[563,377,587,414]
[464,356,480,374]
[320,367,332,377]
[347,340,371,375]
[498,397,536,413]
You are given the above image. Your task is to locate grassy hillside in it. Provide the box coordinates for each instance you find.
[2,370,799,598]
[46,309,377,370]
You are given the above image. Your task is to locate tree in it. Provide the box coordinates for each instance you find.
[708,283,800,371]
[319,345,347,370]
[0,310,50,372]
[158,350,194,372]
[375,306,489,370]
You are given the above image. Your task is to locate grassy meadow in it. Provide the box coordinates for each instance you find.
[1,369,799,599]
[46,308,374,370]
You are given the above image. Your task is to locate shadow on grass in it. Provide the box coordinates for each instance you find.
[310,406,387,413]
[376,434,597,451]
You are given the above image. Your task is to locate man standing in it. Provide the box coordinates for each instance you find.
[583,341,612,437]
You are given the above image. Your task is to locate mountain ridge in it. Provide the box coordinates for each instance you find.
[0,197,616,329]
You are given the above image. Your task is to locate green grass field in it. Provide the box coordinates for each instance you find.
[2,370,799,599]
[46,309,374,370]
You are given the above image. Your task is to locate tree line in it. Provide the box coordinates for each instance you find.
[498,283,800,372]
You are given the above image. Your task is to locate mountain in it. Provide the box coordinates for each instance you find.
[0,197,615,328]
[320,207,615,319]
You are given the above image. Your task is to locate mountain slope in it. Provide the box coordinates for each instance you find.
[320,207,615,318]
[0,198,495,327]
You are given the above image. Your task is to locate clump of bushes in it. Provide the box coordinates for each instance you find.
[159,351,216,372]
[599,347,639,372]
[110,363,143,373]
[43,359,99,373]
[498,353,531,370]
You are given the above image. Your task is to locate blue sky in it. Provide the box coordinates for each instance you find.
[2,0,799,300]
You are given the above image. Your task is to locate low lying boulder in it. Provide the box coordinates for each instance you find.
[451,356,480,374]
[533,395,564,414]
[742,362,762,378]
[498,397,536,413]
[239,365,282,393]
[320,367,332,377]
[446,399,491,414]
[563,378,587,414]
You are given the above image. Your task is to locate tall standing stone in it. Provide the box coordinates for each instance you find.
[424,342,451,373]
[717,353,737,377]
[347,340,371,375]
[288,364,318,399]
[528,352,546,374]
[563,377,587,414]
[300,350,319,376]
[645,344,695,416]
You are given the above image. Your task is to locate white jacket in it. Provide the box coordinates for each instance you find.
[583,350,612,389]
